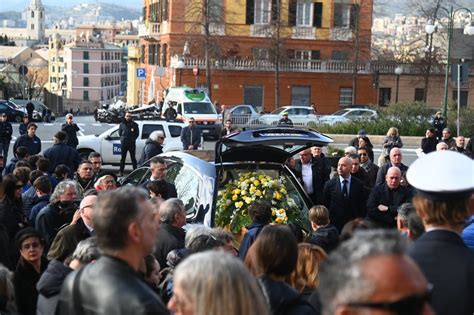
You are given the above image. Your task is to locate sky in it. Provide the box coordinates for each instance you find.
[0,0,140,11]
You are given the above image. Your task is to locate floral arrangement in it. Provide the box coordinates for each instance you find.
[216,171,299,233]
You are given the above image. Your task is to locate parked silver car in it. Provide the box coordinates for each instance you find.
[318,108,378,125]
[258,106,318,126]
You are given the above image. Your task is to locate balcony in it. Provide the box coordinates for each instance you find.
[292,26,316,39]
[330,28,353,41]
[171,56,446,76]
[149,23,160,36]
[251,24,273,37]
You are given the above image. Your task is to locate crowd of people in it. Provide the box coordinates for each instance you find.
[0,111,473,315]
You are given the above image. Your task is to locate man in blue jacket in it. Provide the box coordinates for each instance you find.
[43,131,81,178]
[180,117,201,150]
[13,123,41,155]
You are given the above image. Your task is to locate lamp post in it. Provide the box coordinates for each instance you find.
[425,7,474,118]
[394,66,403,103]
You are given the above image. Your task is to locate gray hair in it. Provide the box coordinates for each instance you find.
[0,263,16,312]
[50,180,78,204]
[184,224,213,248]
[159,198,184,224]
[319,230,407,315]
[149,130,164,142]
[174,251,269,315]
[397,203,415,224]
[71,237,101,264]
[344,146,357,154]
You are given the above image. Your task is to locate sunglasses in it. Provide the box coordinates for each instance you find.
[15,184,23,189]
[359,153,367,157]
[346,284,433,315]
[158,136,165,140]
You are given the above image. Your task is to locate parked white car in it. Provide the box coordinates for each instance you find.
[77,120,185,165]
[227,104,261,126]
[318,108,378,125]
[258,106,318,126]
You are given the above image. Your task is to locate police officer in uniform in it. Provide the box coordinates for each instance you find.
[118,112,139,176]
[407,151,474,315]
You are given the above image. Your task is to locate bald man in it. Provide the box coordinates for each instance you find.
[48,195,98,261]
[323,157,367,232]
[367,167,414,228]
[375,147,409,187]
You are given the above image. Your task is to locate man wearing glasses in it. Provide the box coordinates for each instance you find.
[118,112,139,176]
[61,113,80,149]
[138,130,165,166]
[47,194,97,262]
[319,230,434,315]
[180,117,201,150]
[0,113,12,161]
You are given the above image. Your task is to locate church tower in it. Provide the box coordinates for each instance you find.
[26,0,45,42]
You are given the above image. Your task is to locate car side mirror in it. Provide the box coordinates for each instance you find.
[105,135,112,141]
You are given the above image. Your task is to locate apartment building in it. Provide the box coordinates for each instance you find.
[136,0,375,112]
[62,35,123,102]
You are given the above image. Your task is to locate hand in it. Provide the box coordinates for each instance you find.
[71,209,81,225]
[378,205,388,212]
[188,145,194,150]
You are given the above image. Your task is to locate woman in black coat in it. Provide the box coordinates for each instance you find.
[0,175,28,269]
[13,228,49,315]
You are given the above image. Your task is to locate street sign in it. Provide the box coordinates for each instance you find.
[18,65,28,76]
[137,68,146,80]
[193,65,199,76]
[451,63,469,82]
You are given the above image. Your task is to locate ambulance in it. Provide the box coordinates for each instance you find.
[162,87,222,139]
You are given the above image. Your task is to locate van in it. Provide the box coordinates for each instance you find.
[162,87,222,139]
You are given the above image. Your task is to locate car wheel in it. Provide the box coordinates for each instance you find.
[13,115,22,123]
[78,149,94,160]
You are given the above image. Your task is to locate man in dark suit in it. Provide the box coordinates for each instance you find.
[323,157,367,232]
[367,167,413,228]
[375,147,409,187]
[153,198,186,269]
[141,156,177,198]
[407,151,474,315]
[294,148,330,205]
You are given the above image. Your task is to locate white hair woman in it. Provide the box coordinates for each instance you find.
[168,251,269,315]
[138,130,165,165]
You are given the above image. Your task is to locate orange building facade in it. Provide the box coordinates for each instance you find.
[137,0,374,113]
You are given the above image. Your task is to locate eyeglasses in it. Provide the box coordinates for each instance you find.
[15,184,23,189]
[103,179,115,184]
[359,153,367,157]
[158,137,165,140]
[189,121,195,123]
[346,284,433,315]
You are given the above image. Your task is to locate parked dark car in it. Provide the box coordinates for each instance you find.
[9,99,55,122]
[0,100,26,122]
[120,127,333,230]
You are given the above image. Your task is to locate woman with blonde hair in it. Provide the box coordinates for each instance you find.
[168,251,269,315]
[379,126,403,166]
[288,243,327,313]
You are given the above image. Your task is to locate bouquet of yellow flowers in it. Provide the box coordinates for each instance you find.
[216,171,299,233]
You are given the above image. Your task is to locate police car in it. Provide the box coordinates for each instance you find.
[77,120,185,166]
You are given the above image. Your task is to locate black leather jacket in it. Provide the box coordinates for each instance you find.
[56,255,169,315]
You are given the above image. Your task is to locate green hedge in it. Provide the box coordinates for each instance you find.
[309,102,473,136]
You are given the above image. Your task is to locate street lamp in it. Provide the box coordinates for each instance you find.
[394,66,403,103]
[425,8,474,118]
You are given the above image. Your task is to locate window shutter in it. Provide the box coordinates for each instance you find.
[311,50,320,60]
[272,0,278,22]
[313,2,322,27]
[350,4,359,29]
[246,0,254,24]
[288,0,297,26]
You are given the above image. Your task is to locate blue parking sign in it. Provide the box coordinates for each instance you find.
[137,68,146,80]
